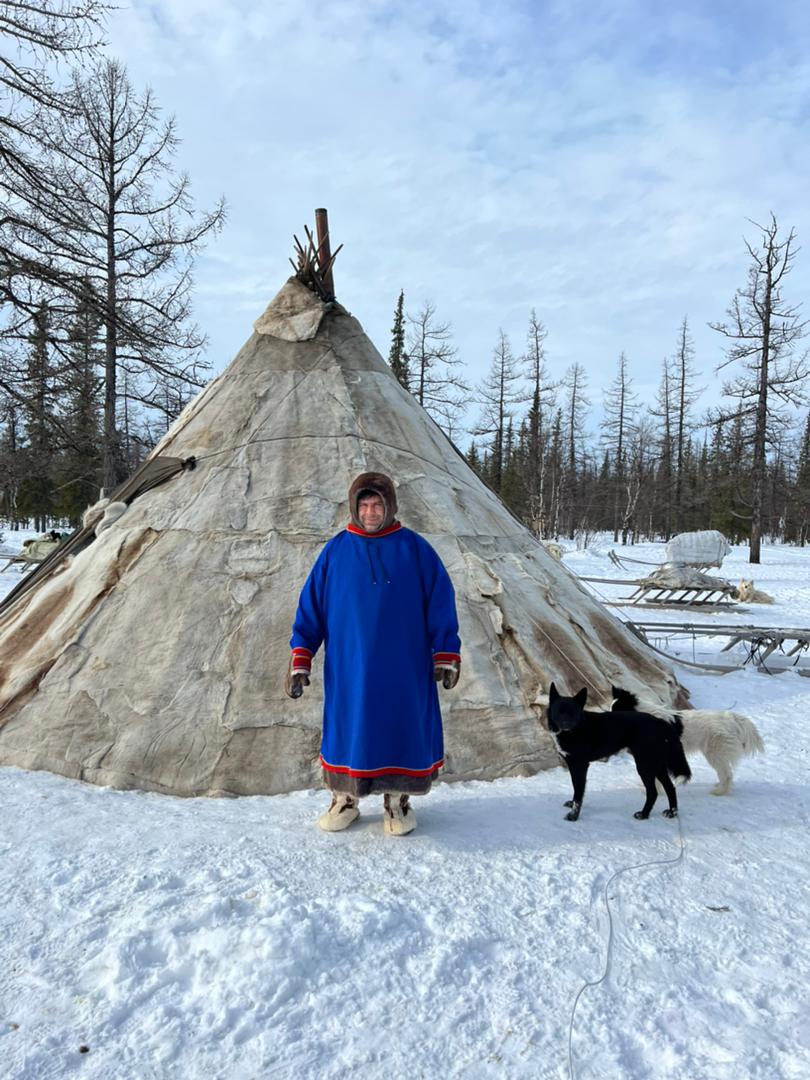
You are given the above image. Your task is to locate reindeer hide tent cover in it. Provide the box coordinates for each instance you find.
[0,277,686,796]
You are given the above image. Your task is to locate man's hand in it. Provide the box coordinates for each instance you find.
[285,648,312,699]
[285,671,310,699]
[433,654,460,690]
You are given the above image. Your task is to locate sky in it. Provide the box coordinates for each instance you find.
[102,0,810,439]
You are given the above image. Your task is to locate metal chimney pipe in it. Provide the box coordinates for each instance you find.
[314,208,335,299]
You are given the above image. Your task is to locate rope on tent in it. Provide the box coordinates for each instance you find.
[526,613,601,694]
[191,429,502,512]
[566,813,686,1080]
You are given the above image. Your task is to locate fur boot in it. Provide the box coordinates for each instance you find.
[318,793,360,832]
[383,793,416,836]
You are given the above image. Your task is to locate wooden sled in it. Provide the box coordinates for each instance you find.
[0,539,61,574]
[580,575,738,608]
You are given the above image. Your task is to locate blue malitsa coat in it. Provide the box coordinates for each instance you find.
[291,522,461,787]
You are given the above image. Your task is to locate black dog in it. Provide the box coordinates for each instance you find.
[547,683,691,821]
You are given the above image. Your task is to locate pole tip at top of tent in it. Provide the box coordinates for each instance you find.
[290,209,342,302]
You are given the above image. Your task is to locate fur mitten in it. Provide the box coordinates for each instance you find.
[285,648,312,699]
[433,653,460,690]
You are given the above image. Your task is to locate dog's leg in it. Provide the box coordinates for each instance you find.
[564,759,588,821]
[634,764,658,820]
[658,771,679,818]
[563,760,576,807]
[705,751,733,796]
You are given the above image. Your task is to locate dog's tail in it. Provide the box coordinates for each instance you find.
[610,686,639,711]
[612,686,680,725]
[667,718,692,783]
[731,713,765,757]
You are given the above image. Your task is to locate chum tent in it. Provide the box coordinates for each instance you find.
[0,237,686,796]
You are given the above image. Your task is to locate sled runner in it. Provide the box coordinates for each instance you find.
[623,620,810,675]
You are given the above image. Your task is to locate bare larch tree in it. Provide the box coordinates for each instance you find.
[405,299,468,437]
[29,59,225,488]
[600,351,638,543]
[1,0,109,313]
[475,329,526,491]
[670,317,703,533]
[561,362,590,538]
[710,214,808,563]
[522,309,556,535]
[649,357,675,538]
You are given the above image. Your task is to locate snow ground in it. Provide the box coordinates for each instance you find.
[1,537,809,1079]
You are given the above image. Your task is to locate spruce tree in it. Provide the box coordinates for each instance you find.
[466,439,481,474]
[387,290,409,390]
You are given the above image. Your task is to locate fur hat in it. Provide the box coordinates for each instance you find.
[348,472,398,531]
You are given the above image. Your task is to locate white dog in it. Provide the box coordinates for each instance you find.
[733,579,775,604]
[611,686,765,796]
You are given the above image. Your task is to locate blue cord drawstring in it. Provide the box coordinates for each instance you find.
[376,545,391,584]
[364,544,378,585]
[361,539,391,585]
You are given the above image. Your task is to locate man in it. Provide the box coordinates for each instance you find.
[285,472,461,836]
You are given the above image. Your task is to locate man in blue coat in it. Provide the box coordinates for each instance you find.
[285,472,461,836]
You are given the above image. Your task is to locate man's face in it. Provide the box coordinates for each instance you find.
[358,493,385,532]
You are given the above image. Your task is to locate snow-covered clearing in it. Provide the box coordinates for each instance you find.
[1,537,809,1079]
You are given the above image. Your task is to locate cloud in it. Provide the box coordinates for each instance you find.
[105,0,810,436]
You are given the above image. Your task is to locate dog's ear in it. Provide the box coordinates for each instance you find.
[575,687,588,708]
[549,682,559,703]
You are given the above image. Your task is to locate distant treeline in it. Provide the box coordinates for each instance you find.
[387,215,810,564]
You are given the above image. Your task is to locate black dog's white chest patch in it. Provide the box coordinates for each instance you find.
[550,731,569,757]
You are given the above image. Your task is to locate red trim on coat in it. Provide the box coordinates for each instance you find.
[320,755,443,778]
[433,652,461,663]
[291,648,312,668]
[346,521,403,538]
[291,647,312,672]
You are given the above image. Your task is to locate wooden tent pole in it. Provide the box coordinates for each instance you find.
[314,208,335,299]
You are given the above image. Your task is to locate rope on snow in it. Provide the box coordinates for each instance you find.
[565,813,686,1080]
